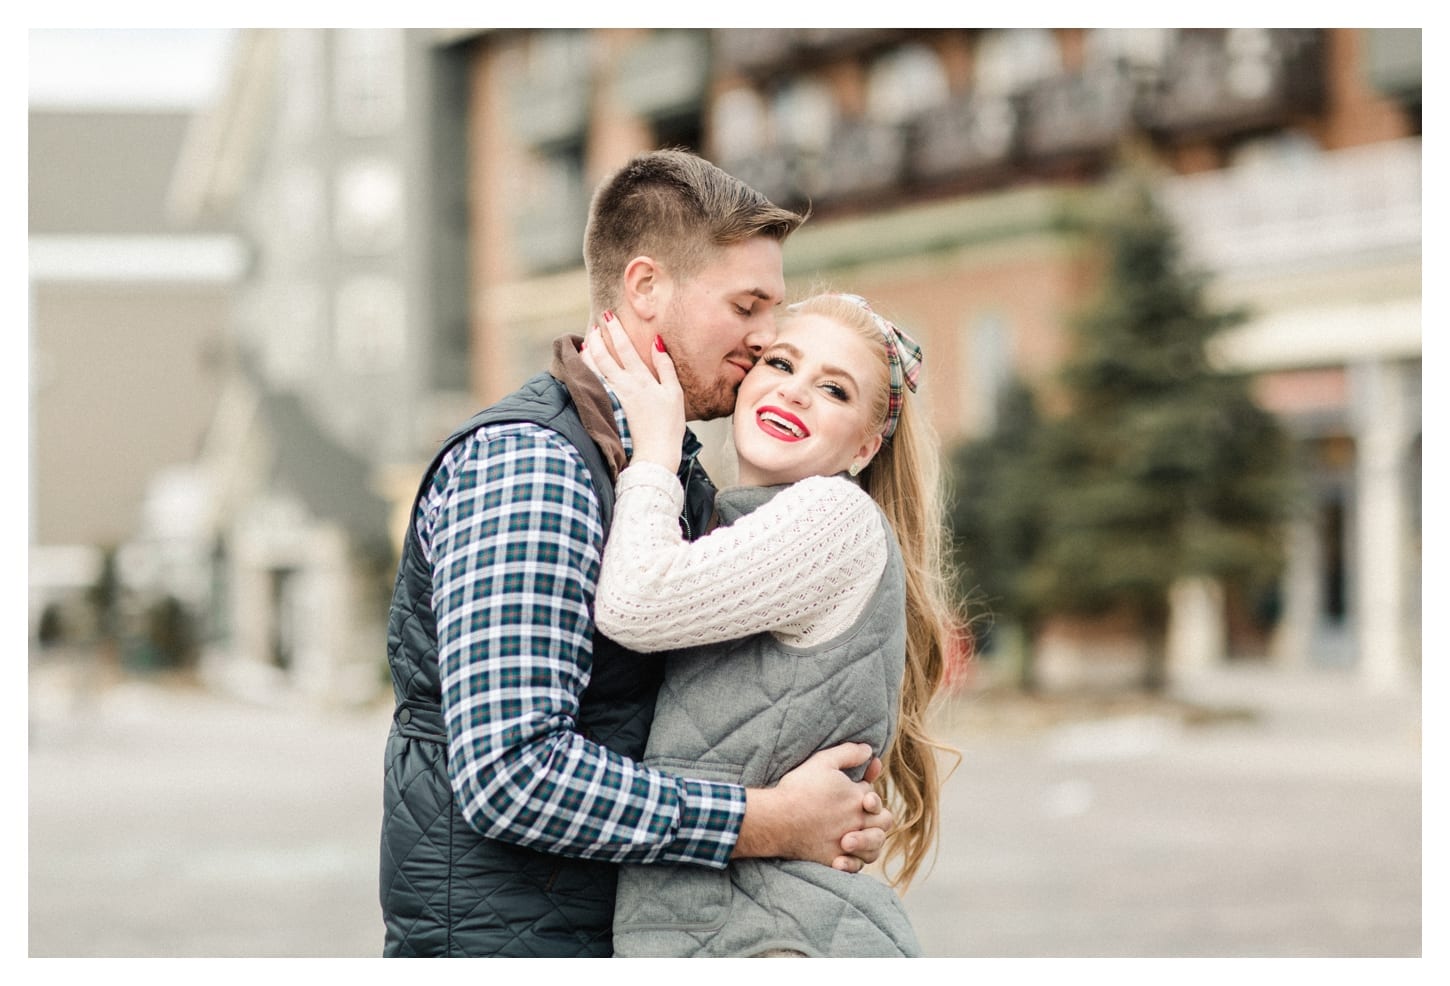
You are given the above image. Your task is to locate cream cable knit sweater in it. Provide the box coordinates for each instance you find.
[595,462,889,652]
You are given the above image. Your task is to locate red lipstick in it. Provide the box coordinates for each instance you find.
[756,405,809,442]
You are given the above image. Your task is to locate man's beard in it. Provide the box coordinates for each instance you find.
[673,354,739,422]
[663,299,745,421]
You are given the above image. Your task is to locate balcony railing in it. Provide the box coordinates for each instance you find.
[798,120,910,200]
[710,28,1336,208]
[1019,64,1137,160]
[1141,28,1326,139]
[713,29,800,75]
[717,149,800,208]
[1160,138,1421,277]
[713,28,901,76]
[911,93,1018,181]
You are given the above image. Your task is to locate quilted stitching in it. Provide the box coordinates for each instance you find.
[379,375,700,957]
[611,488,921,957]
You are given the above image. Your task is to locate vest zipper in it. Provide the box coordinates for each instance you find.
[677,454,698,541]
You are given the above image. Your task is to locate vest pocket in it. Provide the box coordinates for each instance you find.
[613,863,731,934]
[613,756,739,936]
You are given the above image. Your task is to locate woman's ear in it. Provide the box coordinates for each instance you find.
[853,433,884,472]
[622,255,668,322]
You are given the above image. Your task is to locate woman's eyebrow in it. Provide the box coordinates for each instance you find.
[765,341,803,359]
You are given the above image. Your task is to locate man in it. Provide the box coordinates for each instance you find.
[380,150,894,957]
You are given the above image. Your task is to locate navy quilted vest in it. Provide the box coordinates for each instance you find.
[379,372,715,957]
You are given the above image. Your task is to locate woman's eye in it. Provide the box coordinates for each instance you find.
[823,383,848,400]
[735,305,753,316]
[766,357,792,372]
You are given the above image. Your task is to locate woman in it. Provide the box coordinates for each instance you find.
[584,292,958,957]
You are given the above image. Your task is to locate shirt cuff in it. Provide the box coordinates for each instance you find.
[655,777,747,868]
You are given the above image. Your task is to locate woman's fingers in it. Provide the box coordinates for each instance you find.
[600,311,649,374]
[580,324,603,374]
[651,338,681,395]
[582,314,627,371]
[584,323,628,376]
[585,311,676,394]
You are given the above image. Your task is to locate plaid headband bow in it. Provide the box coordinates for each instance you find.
[832,293,923,439]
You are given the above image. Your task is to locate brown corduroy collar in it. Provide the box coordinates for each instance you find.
[550,334,628,482]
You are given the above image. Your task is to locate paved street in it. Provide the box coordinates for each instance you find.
[905,668,1423,958]
[28,653,1424,959]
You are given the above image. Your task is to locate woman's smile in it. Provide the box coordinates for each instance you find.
[756,406,810,441]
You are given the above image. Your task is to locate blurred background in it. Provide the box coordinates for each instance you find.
[27,27,1424,960]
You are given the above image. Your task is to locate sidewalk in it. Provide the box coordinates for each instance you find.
[907,662,1423,957]
[27,652,1424,958]
[29,652,394,958]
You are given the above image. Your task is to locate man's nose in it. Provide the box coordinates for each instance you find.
[745,313,778,355]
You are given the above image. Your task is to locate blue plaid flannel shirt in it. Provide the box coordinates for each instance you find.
[416,403,744,866]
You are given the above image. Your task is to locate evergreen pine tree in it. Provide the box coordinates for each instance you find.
[1025,165,1296,691]
[948,380,1049,691]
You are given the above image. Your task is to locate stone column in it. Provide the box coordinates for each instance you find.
[1168,576,1226,678]
[1270,513,1318,670]
[1352,359,1416,692]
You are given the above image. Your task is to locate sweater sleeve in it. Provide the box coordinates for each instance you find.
[595,461,888,652]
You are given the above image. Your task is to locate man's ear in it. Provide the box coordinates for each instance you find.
[622,255,668,323]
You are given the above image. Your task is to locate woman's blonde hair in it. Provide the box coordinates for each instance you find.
[782,293,961,891]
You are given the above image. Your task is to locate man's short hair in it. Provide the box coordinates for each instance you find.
[583,149,807,313]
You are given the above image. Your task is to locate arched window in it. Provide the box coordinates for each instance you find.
[961,311,1014,433]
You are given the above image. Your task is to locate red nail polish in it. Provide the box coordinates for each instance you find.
[654,335,667,353]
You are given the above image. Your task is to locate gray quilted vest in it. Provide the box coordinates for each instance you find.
[611,483,923,957]
[379,371,716,957]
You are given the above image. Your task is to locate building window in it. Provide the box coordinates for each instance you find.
[333,28,405,135]
[962,311,1014,433]
[525,29,590,79]
[280,29,322,135]
[652,111,703,154]
[866,43,949,124]
[266,283,324,386]
[333,156,403,255]
[334,275,405,372]
[278,165,323,263]
[512,144,588,273]
[509,31,591,148]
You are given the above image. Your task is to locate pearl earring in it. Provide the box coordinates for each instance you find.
[848,462,863,477]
